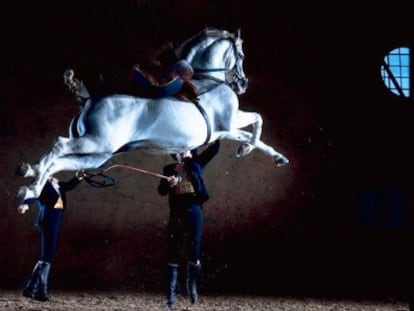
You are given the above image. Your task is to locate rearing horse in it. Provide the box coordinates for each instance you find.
[16,27,289,203]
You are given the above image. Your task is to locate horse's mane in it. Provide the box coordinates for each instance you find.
[175,27,236,59]
[203,27,235,40]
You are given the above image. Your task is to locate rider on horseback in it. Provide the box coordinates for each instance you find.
[63,42,198,105]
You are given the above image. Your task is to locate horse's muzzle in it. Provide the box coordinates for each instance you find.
[236,78,248,94]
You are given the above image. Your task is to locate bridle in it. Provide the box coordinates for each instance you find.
[192,37,246,91]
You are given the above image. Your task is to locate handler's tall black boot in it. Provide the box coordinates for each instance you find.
[186,261,201,304]
[32,261,51,301]
[22,261,42,298]
[166,263,179,309]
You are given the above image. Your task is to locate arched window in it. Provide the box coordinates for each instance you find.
[381,47,410,98]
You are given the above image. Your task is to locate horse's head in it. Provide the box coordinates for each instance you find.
[225,29,248,94]
[176,27,248,95]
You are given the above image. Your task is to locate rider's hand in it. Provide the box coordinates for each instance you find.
[17,204,29,214]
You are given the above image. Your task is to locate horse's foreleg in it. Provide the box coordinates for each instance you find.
[219,130,289,166]
[223,110,263,156]
[228,110,289,166]
[231,110,263,145]
[16,153,114,203]
[217,130,257,157]
[254,139,289,166]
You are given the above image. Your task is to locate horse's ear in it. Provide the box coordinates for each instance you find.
[236,28,241,38]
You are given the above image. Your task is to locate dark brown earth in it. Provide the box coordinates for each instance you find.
[0,290,409,311]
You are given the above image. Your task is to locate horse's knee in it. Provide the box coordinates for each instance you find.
[255,113,263,126]
[236,143,254,158]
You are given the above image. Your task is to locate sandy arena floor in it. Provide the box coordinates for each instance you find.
[0,290,409,311]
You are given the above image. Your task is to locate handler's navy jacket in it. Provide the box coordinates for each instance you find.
[158,140,220,206]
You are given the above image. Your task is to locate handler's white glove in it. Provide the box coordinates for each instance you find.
[17,204,29,214]
[168,175,181,187]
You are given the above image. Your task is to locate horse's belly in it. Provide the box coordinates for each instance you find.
[142,101,209,150]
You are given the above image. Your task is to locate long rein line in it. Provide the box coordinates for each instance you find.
[102,163,169,180]
[83,162,169,188]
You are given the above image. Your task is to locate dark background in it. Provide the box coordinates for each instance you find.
[1,0,413,300]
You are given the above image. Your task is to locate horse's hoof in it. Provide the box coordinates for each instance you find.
[15,163,31,177]
[16,163,36,177]
[236,143,254,158]
[274,155,289,166]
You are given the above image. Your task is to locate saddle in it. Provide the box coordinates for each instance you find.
[131,64,198,103]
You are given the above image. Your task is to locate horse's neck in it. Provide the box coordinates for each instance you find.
[189,54,228,81]
[195,40,232,81]
[179,36,229,82]
[195,70,226,82]
[191,79,223,96]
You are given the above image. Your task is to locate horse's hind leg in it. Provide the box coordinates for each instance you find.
[18,135,114,177]
[16,153,113,202]
[16,135,115,202]
[45,153,114,177]
[17,136,72,178]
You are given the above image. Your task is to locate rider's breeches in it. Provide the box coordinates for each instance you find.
[36,204,64,263]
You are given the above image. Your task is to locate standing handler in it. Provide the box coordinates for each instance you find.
[158,140,220,308]
[18,171,85,301]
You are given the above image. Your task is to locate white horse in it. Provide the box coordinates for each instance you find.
[16,27,289,203]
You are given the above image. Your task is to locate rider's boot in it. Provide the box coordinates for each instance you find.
[166,263,179,309]
[63,69,90,105]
